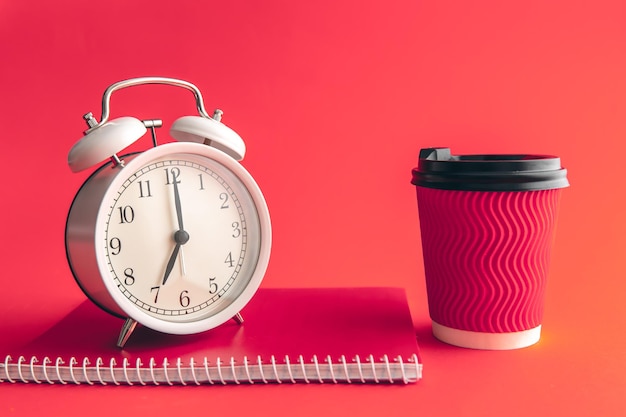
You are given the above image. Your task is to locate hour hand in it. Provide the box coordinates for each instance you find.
[161,230,189,285]
[162,243,181,285]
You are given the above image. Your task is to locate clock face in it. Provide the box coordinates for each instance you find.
[100,150,263,325]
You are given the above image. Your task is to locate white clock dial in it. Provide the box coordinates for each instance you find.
[103,153,261,323]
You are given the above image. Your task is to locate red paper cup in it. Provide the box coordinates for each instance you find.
[412,148,568,349]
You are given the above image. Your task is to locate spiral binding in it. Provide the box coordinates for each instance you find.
[1,354,421,385]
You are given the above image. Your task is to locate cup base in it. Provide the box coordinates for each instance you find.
[432,321,542,350]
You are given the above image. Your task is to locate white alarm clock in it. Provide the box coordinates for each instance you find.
[65,77,271,348]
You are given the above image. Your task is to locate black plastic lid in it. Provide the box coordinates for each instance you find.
[411,148,569,191]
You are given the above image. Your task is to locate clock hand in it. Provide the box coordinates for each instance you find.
[179,247,187,277]
[167,175,189,281]
[172,177,185,232]
[162,243,180,286]
[162,230,190,285]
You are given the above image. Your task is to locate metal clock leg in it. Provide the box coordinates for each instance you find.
[117,318,139,349]
[233,313,244,324]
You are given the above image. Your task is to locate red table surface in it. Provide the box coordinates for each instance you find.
[1,1,624,415]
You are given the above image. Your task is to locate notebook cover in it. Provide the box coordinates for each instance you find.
[2,287,422,384]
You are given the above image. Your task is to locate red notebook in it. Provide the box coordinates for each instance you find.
[1,287,422,385]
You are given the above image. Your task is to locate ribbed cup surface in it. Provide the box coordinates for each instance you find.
[416,187,562,333]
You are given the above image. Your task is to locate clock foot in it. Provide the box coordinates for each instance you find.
[232,312,244,325]
[117,318,139,349]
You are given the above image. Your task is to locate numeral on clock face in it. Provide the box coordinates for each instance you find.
[138,180,152,198]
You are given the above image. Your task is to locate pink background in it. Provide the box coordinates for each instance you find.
[1,1,624,415]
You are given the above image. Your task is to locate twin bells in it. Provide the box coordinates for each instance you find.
[67,77,246,173]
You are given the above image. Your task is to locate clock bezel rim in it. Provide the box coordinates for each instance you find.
[91,141,271,335]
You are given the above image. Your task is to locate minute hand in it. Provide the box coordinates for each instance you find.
[162,178,189,285]
[173,178,184,231]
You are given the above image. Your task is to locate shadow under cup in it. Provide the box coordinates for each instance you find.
[411,148,569,350]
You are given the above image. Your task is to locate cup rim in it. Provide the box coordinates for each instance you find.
[412,148,569,191]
